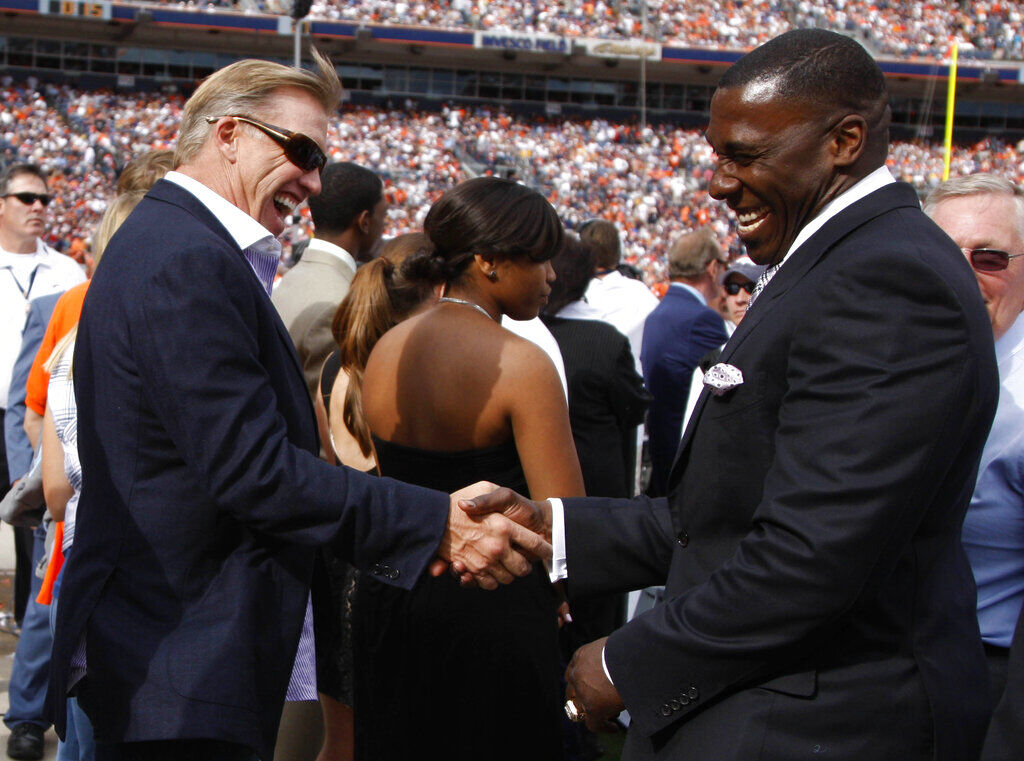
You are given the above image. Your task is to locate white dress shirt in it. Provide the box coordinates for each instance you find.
[558,270,659,372]
[0,240,85,409]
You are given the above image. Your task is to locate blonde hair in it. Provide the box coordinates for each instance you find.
[91,191,146,268]
[331,233,434,456]
[49,190,147,377]
[43,325,77,378]
[174,49,342,167]
[116,150,174,195]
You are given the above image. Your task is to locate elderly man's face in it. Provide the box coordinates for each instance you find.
[930,193,1024,341]
[0,173,48,243]
[235,87,329,237]
[705,84,838,266]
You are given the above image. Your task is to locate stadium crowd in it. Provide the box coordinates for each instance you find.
[117,0,1024,60]
[3,77,1024,284]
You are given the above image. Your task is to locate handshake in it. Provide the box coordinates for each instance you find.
[432,482,554,589]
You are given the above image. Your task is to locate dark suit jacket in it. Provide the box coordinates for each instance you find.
[640,286,728,497]
[564,183,998,761]
[48,180,449,758]
[542,315,650,499]
[4,293,60,483]
[981,600,1024,760]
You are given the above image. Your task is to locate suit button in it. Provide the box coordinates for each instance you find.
[388,568,400,580]
[679,694,690,706]
[669,698,681,711]
[678,533,689,548]
[370,563,381,574]
[660,704,672,717]
[688,686,699,701]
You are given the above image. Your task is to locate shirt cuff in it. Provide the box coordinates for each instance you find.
[548,497,567,582]
[601,645,615,686]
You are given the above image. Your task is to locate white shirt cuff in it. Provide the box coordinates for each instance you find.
[601,646,615,685]
[548,497,567,582]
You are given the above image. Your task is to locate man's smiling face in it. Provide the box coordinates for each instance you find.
[233,87,328,237]
[704,82,840,266]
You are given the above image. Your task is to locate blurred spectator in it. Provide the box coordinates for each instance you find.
[272,162,387,399]
[0,162,85,761]
[557,219,658,373]
[639,227,727,497]
[718,257,765,334]
[924,174,1024,710]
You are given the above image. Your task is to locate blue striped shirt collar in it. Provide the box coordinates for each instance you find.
[164,171,282,295]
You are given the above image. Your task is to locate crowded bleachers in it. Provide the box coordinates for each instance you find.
[3,80,1023,283]
[120,0,1024,61]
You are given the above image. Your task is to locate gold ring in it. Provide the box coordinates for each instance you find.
[564,699,585,723]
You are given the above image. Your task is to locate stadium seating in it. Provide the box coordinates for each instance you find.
[3,81,1023,283]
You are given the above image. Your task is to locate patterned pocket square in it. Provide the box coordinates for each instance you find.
[703,363,744,396]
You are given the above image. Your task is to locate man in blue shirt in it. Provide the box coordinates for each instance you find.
[925,174,1024,708]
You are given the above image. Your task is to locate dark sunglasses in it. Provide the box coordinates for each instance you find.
[3,192,51,207]
[724,280,755,295]
[964,247,1024,273]
[206,115,327,174]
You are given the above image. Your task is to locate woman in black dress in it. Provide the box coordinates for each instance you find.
[356,177,585,760]
[312,233,437,761]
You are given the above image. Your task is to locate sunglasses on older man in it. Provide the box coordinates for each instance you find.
[205,115,327,174]
[3,192,52,207]
[964,248,1024,273]
[724,281,755,295]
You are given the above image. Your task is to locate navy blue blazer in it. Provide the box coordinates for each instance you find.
[565,183,998,761]
[48,180,449,758]
[4,293,60,483]
[640,286,727,497]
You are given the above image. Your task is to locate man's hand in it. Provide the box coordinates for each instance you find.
[566,637,625,733]
[459,486,552,541]
[431,482,552,590]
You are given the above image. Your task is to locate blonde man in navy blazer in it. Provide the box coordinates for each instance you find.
[49,52,545,761]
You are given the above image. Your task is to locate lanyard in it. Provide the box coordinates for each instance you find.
[6,265,40,312]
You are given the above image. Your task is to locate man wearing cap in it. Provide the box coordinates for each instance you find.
[639,228,728,497]
[719,257,766,333]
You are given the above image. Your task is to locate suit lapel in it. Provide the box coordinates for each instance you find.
[664,183,922,491]
[147,180,314,441]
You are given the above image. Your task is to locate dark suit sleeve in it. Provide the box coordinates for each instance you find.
[130,244,447,587]
[3,298,52,483]
[565,494,676,595]
[601,249,991,736]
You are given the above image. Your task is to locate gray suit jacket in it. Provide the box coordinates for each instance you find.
[4,293,61,483]
[271,241,357,399]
